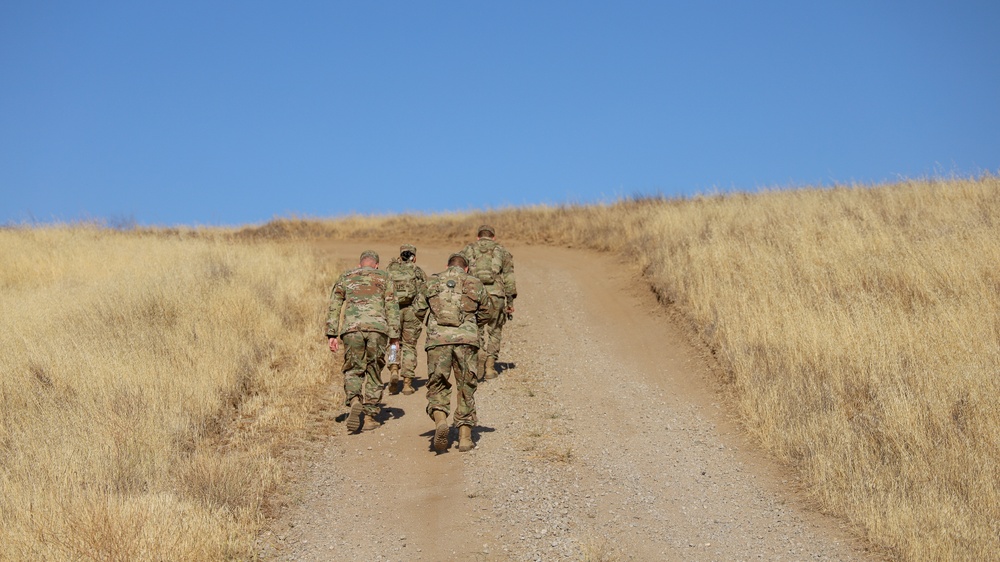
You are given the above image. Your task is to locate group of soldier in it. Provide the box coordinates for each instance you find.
[324,225,517,453]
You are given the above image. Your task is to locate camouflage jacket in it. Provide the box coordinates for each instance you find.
[325,266,401,338]
[384,258,427,308]
[413,266,491,349]
[460,239,517,300]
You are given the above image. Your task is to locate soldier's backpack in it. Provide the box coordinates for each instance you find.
[470,241,503,285]
[428,275,464,327]
[388,262,418,307]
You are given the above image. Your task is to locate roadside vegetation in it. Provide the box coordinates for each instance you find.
[2,174,995,560]
[0,229,332,560]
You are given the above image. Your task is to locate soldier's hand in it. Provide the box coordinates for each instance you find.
[328,337,340,353]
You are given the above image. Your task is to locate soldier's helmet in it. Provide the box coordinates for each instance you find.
[400,243,417,255]
[477,224,496,237]
[360,250,380,264]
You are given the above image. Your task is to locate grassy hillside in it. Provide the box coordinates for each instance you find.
[2,174,996,560]
[0,229,333,560]
[239,174,999,560]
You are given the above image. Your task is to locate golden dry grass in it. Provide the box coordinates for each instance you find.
[4,174,996,560]
[233,174,998,560]
[0,227,333,561]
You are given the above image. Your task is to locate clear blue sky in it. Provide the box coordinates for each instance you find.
[2,1,998,226]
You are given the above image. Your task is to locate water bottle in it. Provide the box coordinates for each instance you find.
[387,342,398,364]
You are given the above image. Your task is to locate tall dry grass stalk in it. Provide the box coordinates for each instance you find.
[0,227,330,561]
[238,174,998,560]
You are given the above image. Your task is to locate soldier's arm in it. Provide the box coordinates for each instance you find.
[325,277,346,338]
[384,278,401,339]
[460,243,474,263]
[503,250,517,302]
[475,283,492,326]
[413,290,429,323]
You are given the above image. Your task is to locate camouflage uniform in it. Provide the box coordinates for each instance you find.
[384,244,427,386]
[460,225,517,378]
[413,263,491,427]
[325,251,400,420]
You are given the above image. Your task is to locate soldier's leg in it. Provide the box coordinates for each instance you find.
[453,345,479,427]
[341,332,367,406]
[485,298,506,363]
[400,306,422,381]
[361,332,388,418]
[477,295,503,379]
[424,346,453,420]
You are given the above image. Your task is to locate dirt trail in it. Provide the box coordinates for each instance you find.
[258,242,875,561]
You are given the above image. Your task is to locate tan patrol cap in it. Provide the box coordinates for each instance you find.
[477,224,495,236]
[400,244,417,254]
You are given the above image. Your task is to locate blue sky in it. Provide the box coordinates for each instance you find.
[2,1,998,226]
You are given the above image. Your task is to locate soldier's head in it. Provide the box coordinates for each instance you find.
[448,253,469,271]
[359,250,380,268]
[477,224,496,240]
[399,244,417,263]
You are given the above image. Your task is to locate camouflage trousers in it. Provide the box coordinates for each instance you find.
[425,344,478,427]
[480,294,508,362]
[397,305,422,380]
[341,331,388,417]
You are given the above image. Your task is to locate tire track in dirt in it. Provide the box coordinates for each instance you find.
[258,242,876,561]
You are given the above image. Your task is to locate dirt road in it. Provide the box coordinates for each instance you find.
[258,242,874,561]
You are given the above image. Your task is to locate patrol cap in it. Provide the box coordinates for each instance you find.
[360,249,380,264]
[400,244,417,254]
[477,224,495,236]
[447,253,468,267]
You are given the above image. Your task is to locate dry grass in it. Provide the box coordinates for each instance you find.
[230,174,998,560]
[4,174,996,560]
[0,227,332,561]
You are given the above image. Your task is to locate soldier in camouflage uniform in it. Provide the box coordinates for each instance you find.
[326,250,401,433]
[384,244,427,395]
[460,224,517,380]
[413,253,491,452]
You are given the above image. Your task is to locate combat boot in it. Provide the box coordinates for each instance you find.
[362,413,381,431]
[458,425,474,452]
[346,397,363,433]
[387,364,401,394]
[432,410,450,452]
[484,357,498,380]
[401,378,415,395]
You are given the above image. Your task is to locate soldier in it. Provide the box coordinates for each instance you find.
[413,253,491,452]
[384,243,427,395]
[460,224,517,380]
[325,250,401,433]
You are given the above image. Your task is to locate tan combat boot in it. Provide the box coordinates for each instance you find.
[362,413,381,431]
[346,397,363,433]
[432,410,449,452]
[401,377,415,395]
[458,425,474,452]
[387,364,401,394]
[484,357,498,380]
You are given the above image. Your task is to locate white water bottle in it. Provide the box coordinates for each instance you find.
[387,342,398,364]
